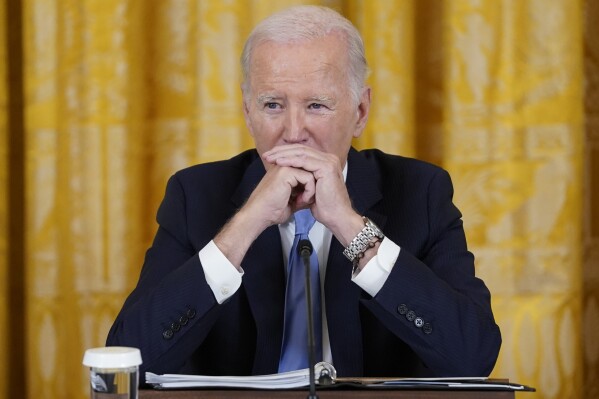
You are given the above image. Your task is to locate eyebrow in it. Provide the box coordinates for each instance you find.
[255,94,336,105]
[256,94,279,104]
[307,95,335,104]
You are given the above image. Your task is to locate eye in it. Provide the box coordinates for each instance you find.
[265,102,280,109]
[308,103,325,110]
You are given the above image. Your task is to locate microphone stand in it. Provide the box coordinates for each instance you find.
[298,239,318,399]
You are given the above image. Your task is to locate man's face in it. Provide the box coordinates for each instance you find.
[243,33,370,169]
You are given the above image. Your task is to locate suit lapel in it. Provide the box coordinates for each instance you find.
[232,156,286,375]
[325,148,386,377]
[243,226,285,375]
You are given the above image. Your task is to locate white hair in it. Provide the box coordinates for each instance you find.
[240,5,369,104]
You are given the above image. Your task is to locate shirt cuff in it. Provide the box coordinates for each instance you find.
[199,240,244,304]
[351,237,400,297]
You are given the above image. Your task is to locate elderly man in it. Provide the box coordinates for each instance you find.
[107,5,501,379]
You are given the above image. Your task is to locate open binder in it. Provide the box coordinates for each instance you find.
[146,362,535,392]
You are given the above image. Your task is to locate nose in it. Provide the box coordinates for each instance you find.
[282,107,308,144]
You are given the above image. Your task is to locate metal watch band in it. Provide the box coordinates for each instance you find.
[343,217,385,262]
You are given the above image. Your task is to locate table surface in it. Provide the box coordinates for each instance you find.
[139,387,516,399]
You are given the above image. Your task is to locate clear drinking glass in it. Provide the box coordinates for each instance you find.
[83,347,142,399]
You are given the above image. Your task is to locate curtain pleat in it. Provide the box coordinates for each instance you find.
[0,0,8,394]
[583,0,599,397]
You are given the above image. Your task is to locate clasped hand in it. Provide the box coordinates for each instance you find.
[215,145,365,268]
[246,144,354,234]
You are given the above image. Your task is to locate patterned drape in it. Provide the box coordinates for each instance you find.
[1,1,597,398]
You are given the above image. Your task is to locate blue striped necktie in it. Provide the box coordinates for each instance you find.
[278,209,323,372]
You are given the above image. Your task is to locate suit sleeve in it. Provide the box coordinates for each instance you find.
[360,168,501,377]
[106,174,223,376]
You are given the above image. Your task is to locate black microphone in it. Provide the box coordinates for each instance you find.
[297,239,318,399]
[298,239,313,259]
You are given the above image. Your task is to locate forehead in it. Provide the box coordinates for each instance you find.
[247,35,351,94]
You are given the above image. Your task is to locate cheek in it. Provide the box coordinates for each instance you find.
[247,117,283,149]
[254,118,281,138]
[312,118,351,144]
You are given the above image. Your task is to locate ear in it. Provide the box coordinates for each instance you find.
[353,87,371,138]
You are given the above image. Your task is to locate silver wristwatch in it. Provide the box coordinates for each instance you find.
[343,217,385,263]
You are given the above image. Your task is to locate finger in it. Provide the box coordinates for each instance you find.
[264,145,334,174]
[298,172,316,205]
[263,144,325,163]
[289,168,316,206]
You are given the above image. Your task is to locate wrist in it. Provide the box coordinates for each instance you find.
[342,217,385,273]
[329,212,365,247]
[353,239,382,274]
[214,208,268,267]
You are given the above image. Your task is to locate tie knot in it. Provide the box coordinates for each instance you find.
[293,209,316,236]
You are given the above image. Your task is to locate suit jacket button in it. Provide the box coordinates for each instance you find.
[163,329,174,340]
[414,317,424,328]
[187,308,196,319]
[171,322,181,332]
[397,304,408,315]
[406,310,416,321]
[179,315,189,326]
[423,323,433,334]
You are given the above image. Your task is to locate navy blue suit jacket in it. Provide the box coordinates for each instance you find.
[107,148,501,378]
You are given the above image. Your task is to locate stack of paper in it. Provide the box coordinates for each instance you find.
[146,368,310,389]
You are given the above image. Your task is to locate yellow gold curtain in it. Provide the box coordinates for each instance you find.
[0,0,597,398]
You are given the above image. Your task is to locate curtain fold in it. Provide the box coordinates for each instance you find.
[0,1,596,398]
[583,0,599,397]
[0,0,8,394]
[2,0,26,398]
